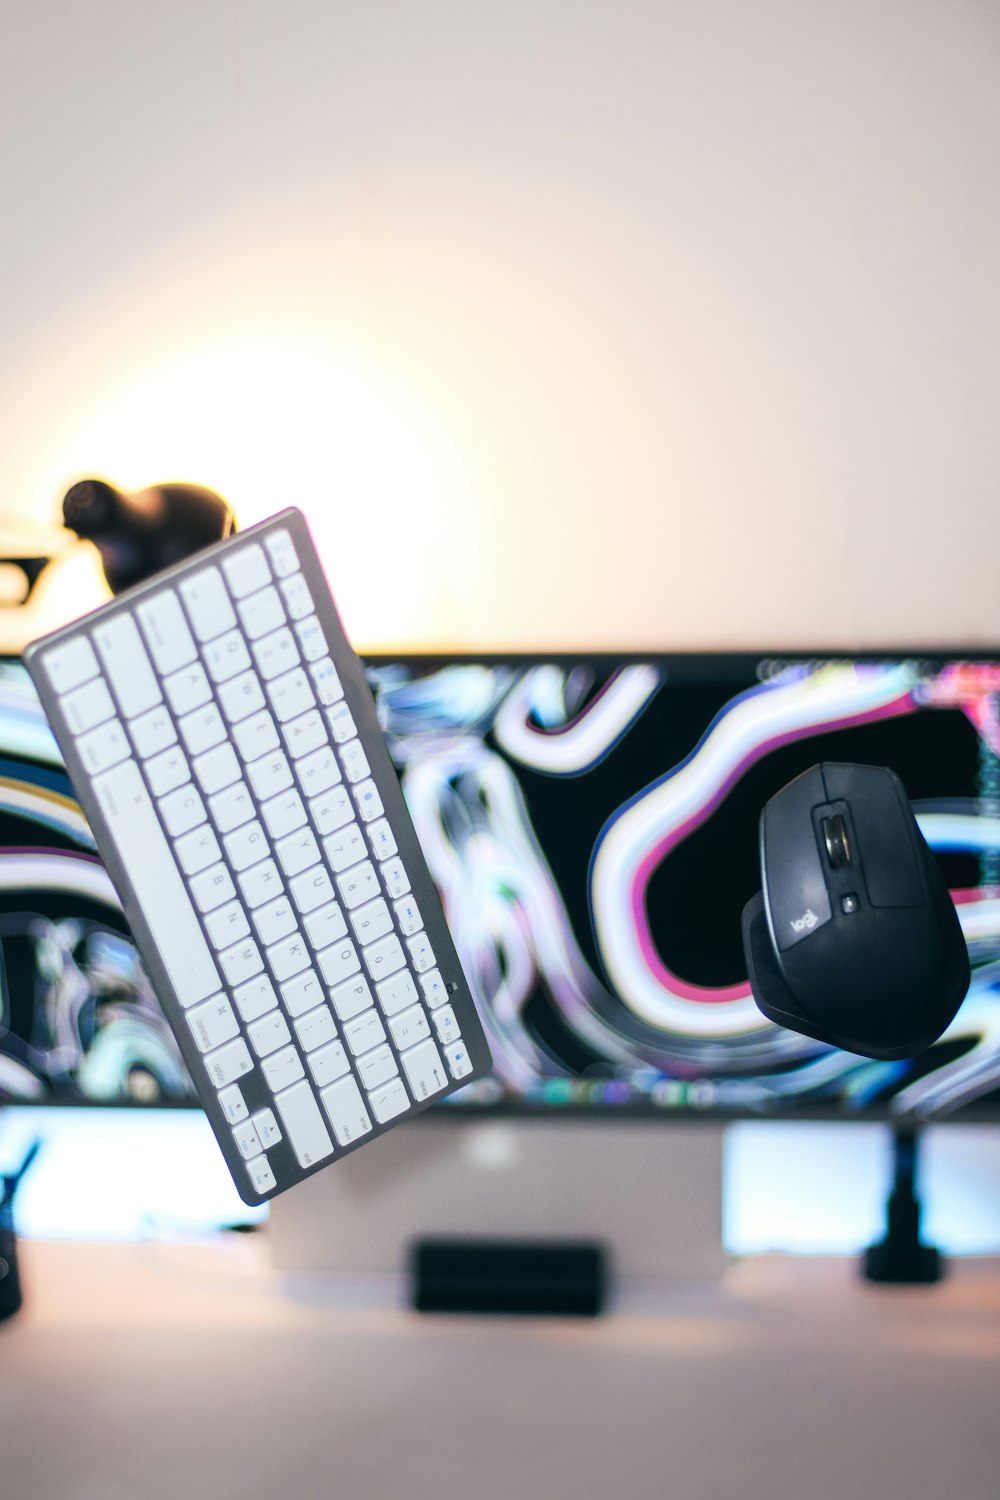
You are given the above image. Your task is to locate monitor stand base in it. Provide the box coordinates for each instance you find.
[270,1118,726,1289]
[861,1127,944,1285]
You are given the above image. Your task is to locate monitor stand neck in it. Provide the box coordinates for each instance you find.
[862,1125,944,1285]
[0,1125,41,1323]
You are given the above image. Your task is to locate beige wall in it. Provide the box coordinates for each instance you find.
[2,0,998,650]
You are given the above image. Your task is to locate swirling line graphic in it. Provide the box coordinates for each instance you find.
[493,664,662,775]
[590,662,923,1037]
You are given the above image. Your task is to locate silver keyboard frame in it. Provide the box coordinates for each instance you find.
[24,507,492,1204]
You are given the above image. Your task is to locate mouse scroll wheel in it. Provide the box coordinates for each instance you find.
[822,814,852,870]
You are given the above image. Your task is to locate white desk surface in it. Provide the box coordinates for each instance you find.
[3,1238,999,1500]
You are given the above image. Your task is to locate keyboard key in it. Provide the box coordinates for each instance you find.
[399,1037,448,1100]
[92,759,221,1008]
[252,895,297,946]
[267,931,311,981]
[205,901,251,948]
[336,860,379,910]
[62,678,115,734]
[419,968,448,1009]
[247,1009,292,1058]
[253,626,299,681]
[261,788,306,840]
[406,933,435,973]
[263,1046,306,1094]
[319,1075,372,1147]
[225,820,269,872]
[309,656,344,705]
[310,785,352,836]
[294,614,327,662]
[375,969,419,1018]
[218,670,266,723]
[179,566,236,642]
[363,934,405,983]
[246,1155,276,1196]
[179,703,227,756]
[281,968,325,1018]
[233,1121,262,1160]
[368,1078,410,1125]
[205,1037,253,1088]
[444,1040,473,1079]
[340,740,370,783]
[328,975,372,1023]
[293,1004,337,1053]
[327,701,356,744]
[137,591,197,675]
[350,898,392,947]
[307,1039,350,1087]
[191,862,236,913]
[77,718,131,777]
[283,709,326,761]
[129,704,177,759]
[205,629,253,685]
[218,1084,248,1124]
[280,573,313,619]
[246,750,292,801]
[251,1108,282,1149]
[238,862,285,917]
[194,743,241,796]
[186,994,239,1053]
[382,858,411,899]
[42,636,99,694]
[353,778,384,824]
[264,527,298,576]
[218,937,264,987]
[222,542,270,599]
[432,1004,461,1046]
[268,666,315,722]
[159,780,206,840]
[367,818,397,861]
[295,745,341,796]
[209,780,255,833]
[238,584,285,640]
[175,823,222,875]
[289,865,335,915]
[232,974,279,1024]
[304,900,347,950]
[233,709,279,761]
[388,1003,431,1050]
[325,819,370,875]
[274,826,321,877]
[164,662,212,716]
[93,615,161,719]
[317,939,361,988]
[146,744,190,796]
[356,1043,397,1092]
[394,895,423,936]
[275,1078,335,1168]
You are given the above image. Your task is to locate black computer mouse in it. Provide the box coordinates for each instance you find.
[741,762,970,1060]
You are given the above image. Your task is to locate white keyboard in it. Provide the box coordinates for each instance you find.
[25,509,491,1203]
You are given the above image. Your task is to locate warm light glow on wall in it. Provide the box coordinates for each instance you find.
[41,329,473,648]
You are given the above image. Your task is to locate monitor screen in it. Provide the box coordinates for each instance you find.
[3,652,999,1121]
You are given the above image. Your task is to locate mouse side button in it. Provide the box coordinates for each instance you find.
[761,768,832,951]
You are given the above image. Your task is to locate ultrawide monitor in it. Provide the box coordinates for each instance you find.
[2,653,999,1121]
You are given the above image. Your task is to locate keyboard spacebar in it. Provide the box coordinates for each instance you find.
[93,759,221,1008]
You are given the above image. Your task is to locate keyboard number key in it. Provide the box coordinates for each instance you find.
[336,860,379,910]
